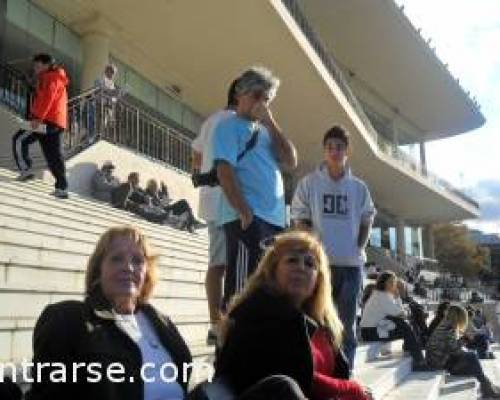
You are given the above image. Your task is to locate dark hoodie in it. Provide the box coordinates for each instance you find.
[31,67,69,129]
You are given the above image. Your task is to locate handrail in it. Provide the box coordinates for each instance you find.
[279,0,479,210]
[66,88,193,173]
[0,63,32,118]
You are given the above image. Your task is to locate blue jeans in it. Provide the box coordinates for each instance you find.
[330,266,362,371]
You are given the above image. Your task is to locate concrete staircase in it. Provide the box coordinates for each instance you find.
[0,167,213,372]
[0,166,499,398]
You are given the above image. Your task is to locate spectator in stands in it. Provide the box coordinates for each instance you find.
[12,53,69,198]
[366,263,378,280]
[216,231,373,400]
[87,63,124,142]
[213,67,297,307]
[361,283,376,309]
[360,271,428,370]
[463,308,494,359]
[292,125,376,370]
[426,305,500,398]
[428,301,450,336]
[25,226,193,400]
[91,160,120,202]
[397,279,429,345]
[191,78,238,344]
[145,179,198,233]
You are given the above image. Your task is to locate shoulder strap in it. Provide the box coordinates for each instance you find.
[236,126,259,162]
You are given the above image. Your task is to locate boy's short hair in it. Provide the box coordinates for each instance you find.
[33,53,55,66]
[323,125,350,147]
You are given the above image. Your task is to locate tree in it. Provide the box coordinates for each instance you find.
[433,223,490,277]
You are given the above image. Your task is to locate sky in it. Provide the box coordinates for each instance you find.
[396,0,500,235]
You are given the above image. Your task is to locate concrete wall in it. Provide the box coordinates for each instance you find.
[42,140,200,215]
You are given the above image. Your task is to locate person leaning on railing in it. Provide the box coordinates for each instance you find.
[25,226,193,400]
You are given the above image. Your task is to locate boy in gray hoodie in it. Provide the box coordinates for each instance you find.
[291,125,376,370]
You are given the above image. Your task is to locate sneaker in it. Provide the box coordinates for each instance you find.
[16,171,34,181]
[53,189,69,199]
[206,328,218,346]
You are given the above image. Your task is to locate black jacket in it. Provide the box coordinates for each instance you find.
[25,290,192,400]
[215,286,349,397]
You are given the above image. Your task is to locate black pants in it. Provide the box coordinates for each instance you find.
[445,351,489,386]
[361,316,424,363]
[188,375,306,400]
[223,216,282,309]
[464,334,490,358]
[12,124,67,190]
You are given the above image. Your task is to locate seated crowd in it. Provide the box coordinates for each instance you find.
[91,161,201,233]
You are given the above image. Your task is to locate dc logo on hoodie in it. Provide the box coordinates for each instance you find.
[323,194,349,217]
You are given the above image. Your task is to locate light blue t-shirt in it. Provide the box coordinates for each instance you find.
[213,115,285,227]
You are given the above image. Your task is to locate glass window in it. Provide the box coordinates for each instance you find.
[6,0,29,30]
[158,91,182,124]
[28,4,53,46]
[182,108,202,134]
[54,22,82,61]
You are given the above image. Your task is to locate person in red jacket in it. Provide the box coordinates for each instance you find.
[12,53,69,198]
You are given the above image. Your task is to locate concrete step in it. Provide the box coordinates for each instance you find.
[383,371,444,400]
[354,355,413,399]
[0,230,208,271]
[0,201,209,262]
[0,168,208,245]
[0,258,206,284]
[355,339,404,367]
[0,287,208,320]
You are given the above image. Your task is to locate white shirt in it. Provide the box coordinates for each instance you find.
[114,311,185,400]
[360,290,405,328]
[191,109,235,221]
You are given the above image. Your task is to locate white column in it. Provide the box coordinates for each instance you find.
[420,141,427,176]
[423,224,435,259]
[80,30,110,91]
[396,218,405,260]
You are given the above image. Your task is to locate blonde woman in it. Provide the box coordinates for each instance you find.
[26,226,192,400]
[215,230,372,400]
[426,305,500,398]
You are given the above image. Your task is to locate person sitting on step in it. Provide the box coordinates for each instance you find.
[359,271,429,371]
[91,160,120,203]
[426,305,500,398]
[214,230,373,400]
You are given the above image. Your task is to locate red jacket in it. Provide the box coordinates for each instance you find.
[311,329,369,400]
[31,67,69,129]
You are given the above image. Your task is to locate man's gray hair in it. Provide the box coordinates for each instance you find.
[234,66,280,101]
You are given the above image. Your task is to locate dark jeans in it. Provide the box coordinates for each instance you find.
[361,316,424,363]
[445,351,489,386]
[223,216,282,308]
[465,333,490,358]
[330,266,362,370]
[12,124,67,190]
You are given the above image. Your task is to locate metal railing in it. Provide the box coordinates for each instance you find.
[280,0,479,210]
[67,88,193,172]
[0,64,32,118]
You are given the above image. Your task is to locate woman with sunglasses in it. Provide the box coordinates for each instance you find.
[215,230,373,400]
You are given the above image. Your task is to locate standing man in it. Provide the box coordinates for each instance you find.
[291,125,376,370]
[191,79,238,344]
[213,67,297,307]
[12,53,69,199]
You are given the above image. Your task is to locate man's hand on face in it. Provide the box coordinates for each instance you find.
[250,101,273,126]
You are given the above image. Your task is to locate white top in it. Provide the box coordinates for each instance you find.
[114,311,185,400]
[191,109,235,221]
[360,290,405,329]
[291,164,376,266]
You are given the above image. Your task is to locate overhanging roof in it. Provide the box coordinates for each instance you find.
[298,0,485,141]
